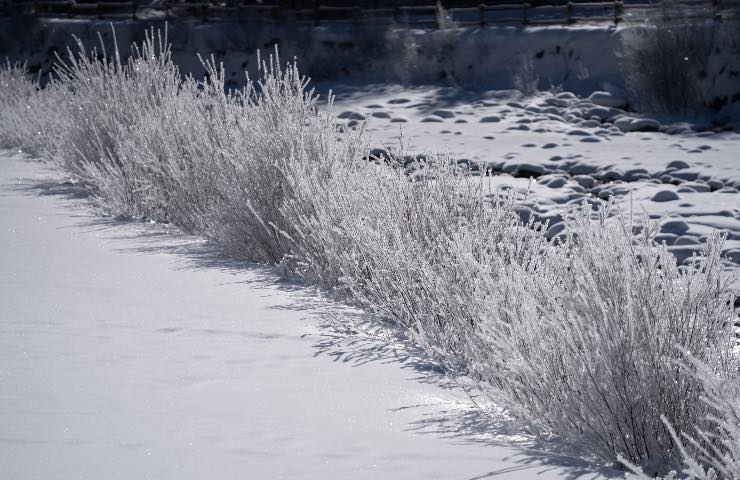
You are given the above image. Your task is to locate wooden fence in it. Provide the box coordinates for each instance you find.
[0,0,728,27]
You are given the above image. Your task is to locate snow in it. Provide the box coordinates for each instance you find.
[587,91,627,109]
[0,152,618,479]
[611,116,660,133]
[325,84,740,285]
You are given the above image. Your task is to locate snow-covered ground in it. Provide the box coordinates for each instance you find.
[0,152,621,479]
[327,84,740,282]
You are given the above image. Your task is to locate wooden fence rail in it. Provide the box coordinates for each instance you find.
[0,0,727,26]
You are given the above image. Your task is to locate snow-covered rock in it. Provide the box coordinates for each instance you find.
[569,163,599,175]
[370,111,391,119]
[680,181,711,192]
[584,105,620,121]
[623,168,649,182]
[670,245,703,264]
[612,116,661,133]
[661,219,690,234]
[502,161,545,178]
[421,115,444,123]
[572,174,596,188]
[545,177,568,188]
[545,222,566,239]
[581,119,602,128]
[666,160,691,170]
[675,235,701,246]
[654,233,678,245]
[338,110,366,121]
[672,170,700,181]
[588,91,627,108]
[432,109,456,119]
[597,169,624,182]
[555,92,578,100]
[651,190,680,202]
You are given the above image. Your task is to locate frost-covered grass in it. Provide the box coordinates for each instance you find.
[1,29,738,477]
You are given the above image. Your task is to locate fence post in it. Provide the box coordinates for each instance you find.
[614,0,621,25]
[522,2,529,25]
[479,3,485,27]
[567,1,573,24]
[313,0,320,25]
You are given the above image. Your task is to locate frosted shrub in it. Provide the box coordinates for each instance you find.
[35,27,363,266]
[0,61,61,155]
[286,155,738,474]
[0,62,36,148]
[205,55,364,263]
[678,367,740,480]
[620,22,714,114]
[618,0,740,116]
[49,28,183,214]
[481,207,737,474]
[511,52,539,96]
[286,158,529,360]
[641,357,740,480]
[1,29,738,477]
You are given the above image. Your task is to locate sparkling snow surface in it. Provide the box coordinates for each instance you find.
[328,85,740,282]
[0,153,615,479]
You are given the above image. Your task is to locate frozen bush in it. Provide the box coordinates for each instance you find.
[0,61,62,156]
[511,52,539,96]
[620,22,713,114]
[31,27,364,265]
[669,357,740,480]
[625,355,740,479]
[49,28,183,213]
[286,157,533,361]
[0,62,37,149]
[479,208,737,474]
[619,1,740,115]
